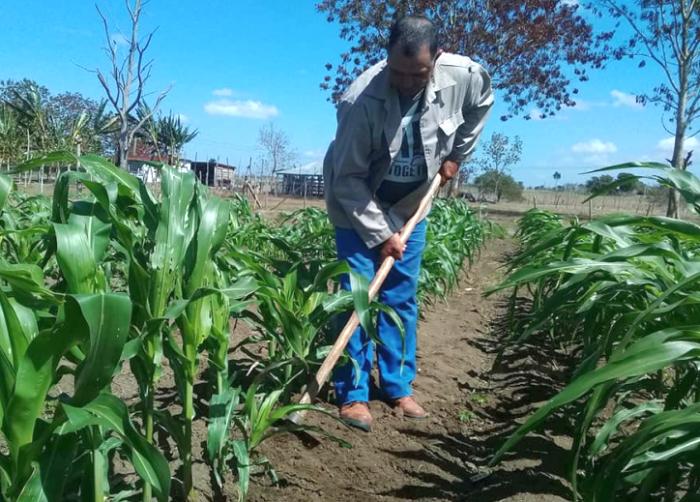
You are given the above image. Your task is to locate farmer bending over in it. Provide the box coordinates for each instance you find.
[323,15,493,431]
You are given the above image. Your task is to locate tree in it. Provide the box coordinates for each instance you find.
[469,132,523,200]
[0,79,50,105]
[469,132,523,202]
[553,171,562,187]
[257,122,293,176]
[0,104,20,168]
[155,113,198,165]
[616,172,644,194]
[474,170,524,202]
[4,83,115,157]
[481,133,523,173]
[6,84,52,153]
[317,0,609,119]
[585,174,615,194]
[95,0,170,169]
[49,92,99,127]
[139,110,198,165]
[592,0,699,217]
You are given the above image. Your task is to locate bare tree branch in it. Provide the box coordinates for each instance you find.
[94,0,169,168]
[603,0,681,95]
[128,84,171,145]
[96,70,119,110]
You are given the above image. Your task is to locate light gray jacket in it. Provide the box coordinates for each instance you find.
[323,52,494,248]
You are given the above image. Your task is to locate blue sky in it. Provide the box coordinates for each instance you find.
[0,0,692,187]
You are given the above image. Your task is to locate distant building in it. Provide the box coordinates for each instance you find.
[277,161,324,197]
[127,155,168,183]
[188,160,236,187]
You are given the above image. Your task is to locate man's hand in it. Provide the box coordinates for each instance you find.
[380,233,406,261]
[439,159,460,186]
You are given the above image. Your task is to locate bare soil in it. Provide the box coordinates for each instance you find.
[102,219,576,501]
[241,237,574,502]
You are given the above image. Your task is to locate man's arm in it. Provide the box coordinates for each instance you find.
[446,64,494,165]
[332,99,395,250]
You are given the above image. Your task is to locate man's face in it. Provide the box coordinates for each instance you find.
[387,44,436,97]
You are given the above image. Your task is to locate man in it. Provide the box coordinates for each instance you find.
[323,15,493,431]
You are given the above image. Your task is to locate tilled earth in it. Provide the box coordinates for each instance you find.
[245,238,574,502]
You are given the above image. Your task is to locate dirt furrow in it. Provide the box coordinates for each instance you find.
[247,237,572,502]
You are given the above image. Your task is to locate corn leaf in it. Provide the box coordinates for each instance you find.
[0,174,11,213]
[53,223,98,294]
[491,327,700,465]
[71,293,131,406]
[62,393,171,502]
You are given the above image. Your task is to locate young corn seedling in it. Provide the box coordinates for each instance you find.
[215,377,349,501]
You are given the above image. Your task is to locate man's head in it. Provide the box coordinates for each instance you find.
[387,16,440,97]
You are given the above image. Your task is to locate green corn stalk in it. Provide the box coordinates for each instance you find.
[168,192,257,500]
[0,275,169,500]
[232,254,404,393]
[419,199,488,306]
[223,377,350,502]
[15,153,191,501]
[489,163,700,500]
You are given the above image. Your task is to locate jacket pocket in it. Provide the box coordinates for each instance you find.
[438,111,465,137]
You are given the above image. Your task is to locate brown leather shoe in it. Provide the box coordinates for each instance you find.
[393,396,429,419]
[339,401,373,432]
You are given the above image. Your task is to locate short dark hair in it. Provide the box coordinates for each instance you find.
[387,16,438,57]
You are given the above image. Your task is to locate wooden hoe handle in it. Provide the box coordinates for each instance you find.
[289,174,443,424]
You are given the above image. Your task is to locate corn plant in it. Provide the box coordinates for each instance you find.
[419,199,489,305]
[168,194,258,499]
[230,252,394,392]
[489,163,700,500]
[208,377,349,501]
[0,173,170,501]
[0,150,495,501]
[17,153,206,499]
[514,208,563,250]
[273,207,336,263]
[0,190,52,266]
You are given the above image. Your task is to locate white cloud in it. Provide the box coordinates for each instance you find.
[527,108,544,121]
[212,88,234,97]
[571,139,618,155]
[302,148,327,159]
[657,136,699,153]
[568,100,590,111]
[567,98,609,112]
[176,113,189,124]
[611,90,642,109]
[110,33,129,48]
[204,99,279,119]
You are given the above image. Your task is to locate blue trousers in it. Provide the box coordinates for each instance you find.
[333,219,427,405]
